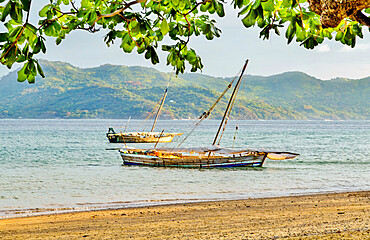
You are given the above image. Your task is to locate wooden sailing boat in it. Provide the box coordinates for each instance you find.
[119,60,299,167]
[107,82,183,143]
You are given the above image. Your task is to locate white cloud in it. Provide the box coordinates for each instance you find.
[339,43,370,52]
[316,44,330,52]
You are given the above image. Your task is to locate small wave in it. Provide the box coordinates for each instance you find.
[0,198,214,219]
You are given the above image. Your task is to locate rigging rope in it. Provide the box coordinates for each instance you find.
[140,74,173,132]
[232,75,246,149]
[176,67,244,148]
[217,75,242,145]
[214,60,249,146]
[142,96,163,131]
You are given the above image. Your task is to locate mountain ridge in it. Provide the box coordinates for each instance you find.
[0,60,368,120]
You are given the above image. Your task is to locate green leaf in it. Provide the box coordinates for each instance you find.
[257,18,265,28]
[171,0,179,7]
[8,26,23,42]
[282,0,292,7]
[150,47,159,64]
[145,48,151,59]
[130,21,140,35]
[120,33,134,53]
[0,32,8,42]
[25,23,37,34]
[242,10,257,28]
[87,11,98,25]
[27,75,35,84]
[296,29,306,41]
[216,4,225,17]
[40,38,46,53]
[56,37,62,45]
[1,2,12,22]
[252,0,261,10]
[261,0,274,12]
[27,60,36,75]
[285,23,295,44]
[17,63,28,82]
[335,31,344,41]
[238,4,251,16]
[322,29,332,39]
[35,60,45,78]
[10,4,23,23]
[160,19,169,35]
[256,5,264,20]
[22,43,29,56]
[162,45,172,51]
[352,24,363,38]
[32,37,41,53]
[21,0,31,12]
[344,27,353,45]
[43,24,55,36]
[186,49,197,63]
[200,2,210,12]
[39,5,50,18]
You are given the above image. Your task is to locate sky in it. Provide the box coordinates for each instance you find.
[0,2,369,80]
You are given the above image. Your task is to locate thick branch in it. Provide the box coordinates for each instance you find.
[1,26,26,60]
[92,0,146,26]
[185,0,211,16]
[308,0,370,28]
[353,10,370,27]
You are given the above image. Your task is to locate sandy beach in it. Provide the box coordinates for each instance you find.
[0,191,369,239]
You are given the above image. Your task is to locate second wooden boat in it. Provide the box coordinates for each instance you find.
[107,130,183,143]
[107,80,182,143]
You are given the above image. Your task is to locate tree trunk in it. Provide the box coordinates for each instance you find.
[308,0,370,28]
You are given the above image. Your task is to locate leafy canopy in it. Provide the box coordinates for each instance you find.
[0,0,369,83]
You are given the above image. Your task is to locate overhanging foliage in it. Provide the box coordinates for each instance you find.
[0,0,369,83]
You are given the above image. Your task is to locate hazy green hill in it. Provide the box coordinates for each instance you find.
[0,60,368,119]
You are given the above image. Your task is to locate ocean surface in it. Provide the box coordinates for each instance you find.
[0,119,369,218]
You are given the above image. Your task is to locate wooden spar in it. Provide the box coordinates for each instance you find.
[202,76,238,119]
[212,59,249,145]
[154,129,165,148]
[124,116,131,132]
[151,88,168,132]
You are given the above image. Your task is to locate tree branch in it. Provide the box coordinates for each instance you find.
[185,0,211,16]
[353,10,370,27]
[1,26,26,60]
[92,0,146,26]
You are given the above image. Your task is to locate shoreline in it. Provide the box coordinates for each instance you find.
[1,191,369,239]
[2,189,368,220]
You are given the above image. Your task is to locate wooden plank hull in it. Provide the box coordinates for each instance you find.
[120,152,268,168]
[107,132,182,143]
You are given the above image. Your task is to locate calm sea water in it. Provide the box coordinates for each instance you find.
[0,119,369,218]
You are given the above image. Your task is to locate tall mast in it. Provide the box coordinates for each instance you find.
[212,59,249,145]
[151,87,169,132]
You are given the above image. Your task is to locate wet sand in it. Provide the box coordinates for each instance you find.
[0,191,369,239]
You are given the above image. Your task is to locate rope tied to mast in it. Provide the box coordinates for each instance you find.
[141,74,174,132]
[176,61,249,148]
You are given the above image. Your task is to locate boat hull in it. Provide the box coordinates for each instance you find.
[120,152,268,168]
[107,132,182,143]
